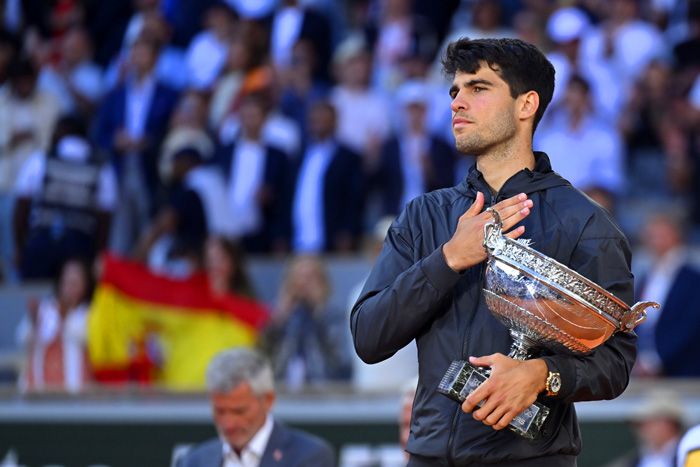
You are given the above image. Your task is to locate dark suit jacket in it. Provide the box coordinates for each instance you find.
[291,142,364,252]
[654,264,700,377]
[93,79,179,201]
[377,134,456,217]
[216,141,292,253]
[176,420,335,467]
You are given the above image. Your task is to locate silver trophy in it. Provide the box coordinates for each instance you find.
[438,208,658,439]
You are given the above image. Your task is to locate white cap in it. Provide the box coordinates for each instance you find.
[332,33,367,66]
[57,136,90,162]
[396,80,430,107]
[547,7,590,43]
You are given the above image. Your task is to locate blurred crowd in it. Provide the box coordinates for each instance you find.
[1,0,700,397]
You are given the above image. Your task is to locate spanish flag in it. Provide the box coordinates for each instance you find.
[87,255,268,390]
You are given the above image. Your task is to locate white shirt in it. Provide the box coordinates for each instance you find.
[534,111,624,194]
[15,299,89,393]
[222,414,274,467]
[228,140,266,237]
[293,140,334,252]
[185,31,228,91]
[271,6,304,69]
[185,165,235,236]
[38,62,104,114]
[580,20,667,92]
[331,86,391,156]
[125,74,156,140]
[399,134,428,209]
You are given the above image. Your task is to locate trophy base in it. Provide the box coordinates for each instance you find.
[437,360,550,440]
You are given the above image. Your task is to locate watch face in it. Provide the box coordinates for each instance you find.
[550,374,562,393]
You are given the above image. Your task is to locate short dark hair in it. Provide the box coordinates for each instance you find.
[442,37,555,132]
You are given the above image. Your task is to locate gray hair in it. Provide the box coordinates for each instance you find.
[205,347,275,395]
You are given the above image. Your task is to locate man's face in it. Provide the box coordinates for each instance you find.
[211,383,274,451]
[449,63,518,156]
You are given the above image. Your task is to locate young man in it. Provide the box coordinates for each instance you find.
[176,348,335,467]
[350,38,637,466]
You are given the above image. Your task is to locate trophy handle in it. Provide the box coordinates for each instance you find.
[483,207,504,254]
[622,301,660,331]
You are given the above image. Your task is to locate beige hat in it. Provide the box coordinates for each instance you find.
[630,390,685,424]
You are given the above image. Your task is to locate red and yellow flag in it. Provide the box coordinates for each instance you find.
[87,255,268,390]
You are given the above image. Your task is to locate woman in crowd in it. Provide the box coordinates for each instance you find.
[15,257,94,392]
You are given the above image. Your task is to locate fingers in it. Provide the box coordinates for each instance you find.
[469,355,494,367]
[462,384,486,414]
[505,226,526,240]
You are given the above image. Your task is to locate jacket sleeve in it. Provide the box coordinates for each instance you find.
[540,231,637,404]
[350,207,462,364]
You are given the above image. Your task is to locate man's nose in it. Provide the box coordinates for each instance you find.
[451,91,467,113]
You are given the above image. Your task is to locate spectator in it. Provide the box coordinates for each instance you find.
[606,390,684,467]
[205,236,256,299]
[105,8,188,92]
[176,347,335,467]
[215,93,292,253]
[15,257,94,393]
[291,99,364,253]
[134,147,208,277]
[184,2,237,91]
[634,208,700,377]
[0,58,61,282]
[330,33,391,166]
[209,28,270,131]
[262,255,352,390]
[535,75,624,198]
[618,60,676,200]
[13,115,116,280]
[279,38,331,142]
[38,26,103,116]
[545,7,624,122]
[160,90,216,182]
[579,0,667,96]
[94,35,179,256]
[270,0,332,82]
[376,79,456,217]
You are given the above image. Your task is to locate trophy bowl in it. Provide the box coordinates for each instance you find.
[438,209,659,439]
[481,209,658,360]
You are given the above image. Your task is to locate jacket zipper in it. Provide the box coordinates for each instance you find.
[446,191,499,465]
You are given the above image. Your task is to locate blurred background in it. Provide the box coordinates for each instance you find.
[0,0,699,465]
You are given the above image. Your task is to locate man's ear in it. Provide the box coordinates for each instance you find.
[518,91,540,122]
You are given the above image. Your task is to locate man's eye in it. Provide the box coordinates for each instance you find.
[474,87,485,93]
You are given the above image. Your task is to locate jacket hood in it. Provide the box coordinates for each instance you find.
[460,151,571,202]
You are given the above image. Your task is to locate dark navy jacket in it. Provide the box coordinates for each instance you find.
[351,152,637,465]
[94,80,179,201]
[176,420,335,467]
[655,264,700,377]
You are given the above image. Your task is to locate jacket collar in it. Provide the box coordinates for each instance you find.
[461,151,570,203]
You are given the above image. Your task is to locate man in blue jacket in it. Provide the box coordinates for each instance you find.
[177,348,335,467]
[351,38,637,466]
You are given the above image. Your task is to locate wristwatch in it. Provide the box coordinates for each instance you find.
[545,371,562,397]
